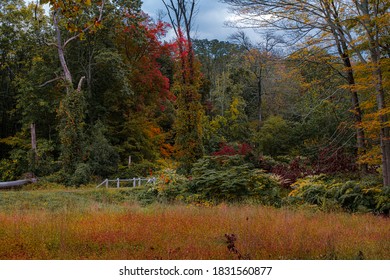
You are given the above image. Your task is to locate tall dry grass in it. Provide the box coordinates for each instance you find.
[0,204,388,259]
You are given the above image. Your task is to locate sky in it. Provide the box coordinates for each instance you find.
[141,0,260,42]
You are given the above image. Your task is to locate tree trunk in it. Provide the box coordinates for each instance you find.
[30,122,38,171]
[53,12,72,87]
[372,53,390,186]
[324,1,368,174]
[257,67,263,126]
[30,122,37,152]
[357,0,390,185]
[342,51,368,174]
[0,179,37,189]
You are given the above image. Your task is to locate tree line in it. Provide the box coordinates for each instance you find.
[0,0,389,188]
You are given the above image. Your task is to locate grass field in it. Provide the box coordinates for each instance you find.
[0,188,389,260]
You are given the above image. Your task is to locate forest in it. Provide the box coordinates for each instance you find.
[0,0,390,261]
[0,0,390,216]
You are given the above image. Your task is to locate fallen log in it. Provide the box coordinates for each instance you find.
[0,178,37,189]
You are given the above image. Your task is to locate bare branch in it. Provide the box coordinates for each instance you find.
[77,76,86,92]
[162,0,180,37]
[44,41,59,48]
[38,76,63,88]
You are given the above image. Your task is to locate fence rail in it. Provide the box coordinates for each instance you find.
[96,177,157,188]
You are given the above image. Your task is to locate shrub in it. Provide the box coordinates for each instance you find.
[185,156,282,205]
[288,175,338,207]
[248,171,283,206]
[116,161,158,179]
[212,142,252,157]
[315,147,357,174]
[0,159,19,181]
[289,175,389,214]
[272,156,314,187]
[374,186,390,215]
[131,169,188,205]
[155,169,188,203]
[136,187,159,206]
[68,163,91,186]
[252,116,294,157]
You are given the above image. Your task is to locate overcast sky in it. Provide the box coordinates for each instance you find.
[141,0,260,42]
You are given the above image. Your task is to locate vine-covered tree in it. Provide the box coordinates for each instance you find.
[162,0,204,173]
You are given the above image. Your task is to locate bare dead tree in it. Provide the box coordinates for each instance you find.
[44,0,105,93]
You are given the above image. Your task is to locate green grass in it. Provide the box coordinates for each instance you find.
[0,187,141,212]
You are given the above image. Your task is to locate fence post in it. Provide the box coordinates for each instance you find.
[105,179,108,188]
[117,178,120,188]
[133,178,136,187]
[138,178,141,187]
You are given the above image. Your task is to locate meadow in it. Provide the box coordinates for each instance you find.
[0,187,389,260]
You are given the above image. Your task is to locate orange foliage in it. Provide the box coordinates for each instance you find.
[0,205,389,260]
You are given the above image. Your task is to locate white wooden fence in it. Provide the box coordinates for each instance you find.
[96,177,157,188]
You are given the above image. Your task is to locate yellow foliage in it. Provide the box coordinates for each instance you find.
[357,145,382,166]
[229,97,240,120]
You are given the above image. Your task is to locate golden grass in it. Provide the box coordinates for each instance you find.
[0,204,389,260]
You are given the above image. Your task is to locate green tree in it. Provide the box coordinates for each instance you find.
[0,0,35,158]
[0,1,59,177]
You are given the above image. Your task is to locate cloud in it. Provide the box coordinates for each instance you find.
[142,0,261,42]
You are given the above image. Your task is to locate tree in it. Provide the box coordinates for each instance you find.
[221,0,389,179]
[229,31,283,126]
[0,1,58,176]
[162,0,204,172]
[35,0,107,178]
[0,0,35,158]
[346,0,390,183]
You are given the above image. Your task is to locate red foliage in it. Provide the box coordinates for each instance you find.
[315,147,357,174]
[119,12,175,109]
[272,157,314,188]
[238,143,252,156]
[212,143,253,157]
[213,144,236,156]
[271,148,357,188]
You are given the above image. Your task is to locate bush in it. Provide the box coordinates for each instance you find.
[272,156,314,187]
[136,187,159,206]
[154,169,188,203]
[252,116,294,157]
[0,159,19,181]
[185,155,282,205]
[248,170,283,206]
[212,142,252,157]
[127,169,188,205]
[68,163,91,186]
[116,161,158,179]
[288,175,389,214]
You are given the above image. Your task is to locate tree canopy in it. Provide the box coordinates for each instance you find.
[0,0,389,190]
